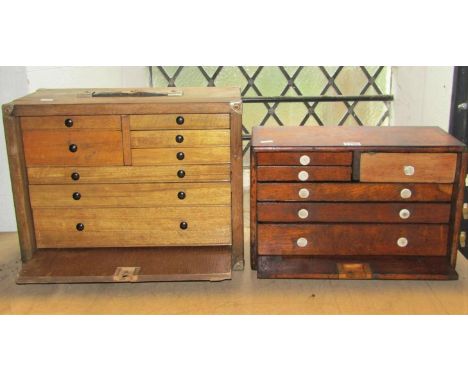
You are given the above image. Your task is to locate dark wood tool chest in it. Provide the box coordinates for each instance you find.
[250,126,467,280]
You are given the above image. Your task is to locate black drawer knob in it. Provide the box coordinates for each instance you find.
[178,191,186,200]
[71,172,80,181]
[76,223,85,231]
[64,118,74,128]
[177,169,185,178]
[176,152,185,160]
[69,144,78,153]
[175,134,184,143]
[176,116,184,125]
[72,192,81,200]
[180,221,188,230]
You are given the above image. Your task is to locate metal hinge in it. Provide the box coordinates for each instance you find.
[460,232,466,248]
[463,203,468,220]
[113,267,141,282]
[337,263,372,279]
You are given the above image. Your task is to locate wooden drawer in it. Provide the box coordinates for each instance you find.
[30,183,231,207]
[28,165,231,184]
[23,130,123,166]
[33,206,232,248]
[360,153,457,183]
[257,202,451,223]
[257,151,352,166]
[257,183,453,202]
[132,147,230,165]
[21,116,121,130]
[131,129,230,148]
[257,224,448,256]
[257,166,351,182]
[130,114,229,130]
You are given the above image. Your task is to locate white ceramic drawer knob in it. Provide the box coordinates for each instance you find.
[399,209,411,219]
[297,237,308,247]
[299,155,310,165]
[298,170,309,181]
[397,237,408,247]
[298,209,309,219]
[400,188,412,199]
[298,188,310,199]
[403,165,415,176]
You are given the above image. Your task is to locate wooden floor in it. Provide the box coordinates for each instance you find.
[1,188,468,314]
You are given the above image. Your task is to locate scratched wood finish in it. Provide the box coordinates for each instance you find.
[131,129,230,148]
[130,114,230,130]
[23,130,124,166]
[131,147,230,165]
[257,151,352,166]
[257,166,351,182]
[20,115,121,130]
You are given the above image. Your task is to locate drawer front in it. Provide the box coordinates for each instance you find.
[257,202,451,223]
[33,206,232,248]
[30,183,231,207]
[257,183,453,202]
[257,224,448,256]
[132,147,230,165]
[257,166,351,182]
[27,165,231,184]
[130,114,230,130]
[131,129,230,148]
[21,116,121,130]
[360,153,457,183]
[23,130,123,166]
[257,151,352,166]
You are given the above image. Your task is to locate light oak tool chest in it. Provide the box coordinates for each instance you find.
[250,126,467,280]
[3,87,243,283]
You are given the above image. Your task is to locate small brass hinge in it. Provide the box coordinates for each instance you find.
[463,203,468,220]
[460,232,466,248]
[337,263,372,279]
[113,266,141,282]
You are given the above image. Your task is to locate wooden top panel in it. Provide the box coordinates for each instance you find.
[251,126,465,150]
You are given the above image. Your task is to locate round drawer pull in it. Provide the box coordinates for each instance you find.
[297,237,308,247]
[403,165,415,176]
[176,152,185,160]
[178,191,186,200]
[298,188,310,199]
[298,170,309,181]
[400,188,412,199]
[64,118,73,128]
[177,169,185,178]
[69,144,78,153]
[299,155,310,165]
[397,237,408,247]
[180,221,188,230]
[72,192,81,201]
[298,209,309,219]
[176,116,185,125]
[71,172,80,181]
[399,209,410,219]
[76,223,85,231]
[175,134,184,143]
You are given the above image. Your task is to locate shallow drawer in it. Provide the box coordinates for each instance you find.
[131,129,230,148]
[27,165,231,184]
[30,182,231,208]
[257,224,448,256]
[21,116,121,130]
[257,166,351,182]
[257,183,453,202]
[360,153,457,183]
[33,206,232,248]
[257,202,451,223]
[132,147,230,165]
[256,151,352,166]
[130,114,229,130]
[23,130,123,166]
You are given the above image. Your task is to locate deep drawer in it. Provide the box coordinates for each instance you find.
[131,129,230,148]
[21,116,121,130]
[256,151,352,166]
[29,183,231,207]
[131,147,230,165]
[257,224,449,256]
[33,206,232,248]
[360,153,457,183]
[23,130,123,166]
[257,183,453,202]
[27,165,231,184]
[257,166,351,182]
[130,114,230,130]
[257,202,451,223]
